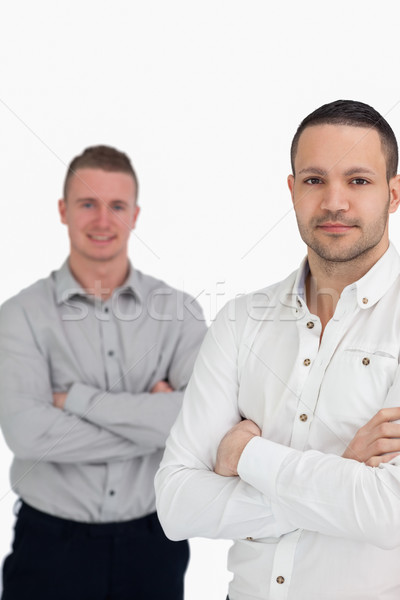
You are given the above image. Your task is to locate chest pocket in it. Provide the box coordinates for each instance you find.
[314,346,398,452]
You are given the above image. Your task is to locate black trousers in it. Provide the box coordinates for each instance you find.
[1,502,189,600]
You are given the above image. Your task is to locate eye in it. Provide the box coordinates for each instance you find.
[304,177,322,185]
[112,204,125,211]
[82,201,94,208]
[350,178,368,185]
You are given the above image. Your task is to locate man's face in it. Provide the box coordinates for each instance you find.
[288,124,400,265]
[59,168,139,265]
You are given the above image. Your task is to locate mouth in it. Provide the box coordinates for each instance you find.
[317,222,356,234]
[87,234,116,244]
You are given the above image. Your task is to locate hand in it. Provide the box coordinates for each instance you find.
[215,419,261,477]
[53,392,68,409]
[150,380,174,393]
[342,407,400,466]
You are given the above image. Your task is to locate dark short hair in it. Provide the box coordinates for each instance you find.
[63,145,139,198]
[290,99,398,180]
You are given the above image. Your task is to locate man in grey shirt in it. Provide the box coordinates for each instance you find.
[0,145,206,600]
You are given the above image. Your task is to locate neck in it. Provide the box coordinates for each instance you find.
[306,242,389,334]
[68,253,130,299]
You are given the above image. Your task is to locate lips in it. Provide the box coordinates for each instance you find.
[317,222,356,233]
[88,234,116,243]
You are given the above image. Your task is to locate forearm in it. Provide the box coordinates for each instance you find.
[65,383,184,447]
[1,400,154,464]
[239,436,400,549]
[156,302,297,540]
[155,444,294,541]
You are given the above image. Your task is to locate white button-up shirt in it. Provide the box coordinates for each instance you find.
[156,243,400,600]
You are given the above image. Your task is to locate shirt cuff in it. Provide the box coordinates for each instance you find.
[64,382,97,416]
[237,436,296,499]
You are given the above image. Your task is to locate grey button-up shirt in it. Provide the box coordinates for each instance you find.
[0,261,206,522]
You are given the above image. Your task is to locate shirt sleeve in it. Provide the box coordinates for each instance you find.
[238,413,400,550]
[155,300,296,541]
[64,297,207,448]
[66,386,184,448]
[0,299,153,464]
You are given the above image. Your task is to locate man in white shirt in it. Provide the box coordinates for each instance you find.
[155,100,400,599]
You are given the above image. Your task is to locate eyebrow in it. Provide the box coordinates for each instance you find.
[298,167,327,176]
[297,166,377,177]
[76,197,129,205]
[342,167,377,177]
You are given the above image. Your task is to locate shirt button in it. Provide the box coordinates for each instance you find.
[109,490,115,496]
[276,576,285,584]
[362,297,368,304]
[104,307,109,313]
[299,413,308,422]
[303,358,311,366]
[362,357,370,366]
[108,350,114,357]
[306,321,314,329]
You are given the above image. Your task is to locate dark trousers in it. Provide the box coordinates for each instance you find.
[2,502,189,600]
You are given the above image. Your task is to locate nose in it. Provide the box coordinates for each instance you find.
[320,183,350,212]
[94,204,112,228]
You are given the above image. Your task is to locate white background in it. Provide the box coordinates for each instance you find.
[1,1,400,598]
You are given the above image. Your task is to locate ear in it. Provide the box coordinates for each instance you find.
[58,198,68,224]
[131,204,140,229]
[287,174,295,204]
[388,175,400,214]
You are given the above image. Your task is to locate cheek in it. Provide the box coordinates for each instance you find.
[361,194,389,219]
[68,215,90,235]
[116,218,134,237]
[294,203,315,225]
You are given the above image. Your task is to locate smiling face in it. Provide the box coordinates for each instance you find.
[288,124,400,268]
[58,168,140,268]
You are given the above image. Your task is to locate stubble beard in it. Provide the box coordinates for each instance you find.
[296,200,390,265]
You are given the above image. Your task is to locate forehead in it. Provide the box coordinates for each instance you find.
[294,124,386,174]
[67,168,137,200]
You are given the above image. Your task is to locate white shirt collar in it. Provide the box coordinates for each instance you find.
[291,242,400,312]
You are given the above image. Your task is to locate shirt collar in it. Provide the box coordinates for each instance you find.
[291,242,400,311]
[352,242,400,309]
[55,259,142,305]
[291,256,309,310]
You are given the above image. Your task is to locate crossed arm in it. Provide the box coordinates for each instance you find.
[0,296,205,464]
[158,392,400,547]
[215,407,400,477]
[156,302,400,548]
[51,379,179,451]
[53,380,173,409]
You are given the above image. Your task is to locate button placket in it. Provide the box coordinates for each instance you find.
[101,462,125,521]
[295,291,359,453]
[100,306,123,392]
[291,314,319,451]
[268,529,302,600]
